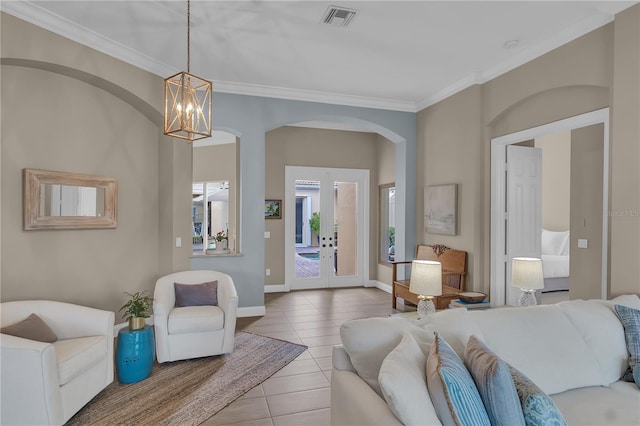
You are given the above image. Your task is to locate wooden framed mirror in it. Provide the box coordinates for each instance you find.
[23,168,118,230]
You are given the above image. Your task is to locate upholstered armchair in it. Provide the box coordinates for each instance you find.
[0,300,115,425]
[153,270,238,363]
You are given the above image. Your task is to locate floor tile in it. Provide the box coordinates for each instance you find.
[294,327,340,338]
[240,384,265,400]
[266,388,331,417]
[206,397,271,425]
[313,357,333,372]
[301,334,343,348]
[272,408,331,426]
[262,372,329,396]
[271,359,322,377]
[308,345,335,359]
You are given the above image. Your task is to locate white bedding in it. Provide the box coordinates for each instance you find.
[542,254,570,279]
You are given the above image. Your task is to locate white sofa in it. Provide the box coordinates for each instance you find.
[0,300,114,425]
[331,295,640,426]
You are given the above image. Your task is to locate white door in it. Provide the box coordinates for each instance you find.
[506,145,542,305]
[285,166,368,290]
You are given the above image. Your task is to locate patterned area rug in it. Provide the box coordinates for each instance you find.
[66,332,307,426]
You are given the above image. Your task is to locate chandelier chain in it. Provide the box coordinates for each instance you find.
[187,0,190,73]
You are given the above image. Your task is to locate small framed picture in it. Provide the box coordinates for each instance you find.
[265,200,282,219]
[424,184,457,235]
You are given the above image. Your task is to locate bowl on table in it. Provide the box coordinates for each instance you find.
[458,292,487,304]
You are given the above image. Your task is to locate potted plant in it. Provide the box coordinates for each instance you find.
[309,212,320,246]
[119,291,153,331]
[214,230,228,251]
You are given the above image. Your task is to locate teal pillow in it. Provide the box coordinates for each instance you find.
[464,336,525,426]
[509,364,567,426]
[614,304,640,386]
[426,333,490,426]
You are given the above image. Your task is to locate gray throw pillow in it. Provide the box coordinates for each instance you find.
[1,313,58,343]
[174,280,218,307]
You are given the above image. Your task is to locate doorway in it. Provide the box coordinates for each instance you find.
[490,108,609,306]
[285,166,369,290]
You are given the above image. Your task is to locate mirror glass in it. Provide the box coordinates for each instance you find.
[40,184,106,217]
[24,168,118,230]
[379,184,396,264]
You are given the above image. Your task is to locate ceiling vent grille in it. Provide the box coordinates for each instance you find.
[321,6,358,27]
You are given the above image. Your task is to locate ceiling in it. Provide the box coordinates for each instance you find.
[2,1,637,113]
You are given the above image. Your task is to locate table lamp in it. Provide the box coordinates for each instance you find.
[511,257,544,307]
[409,260,442,319]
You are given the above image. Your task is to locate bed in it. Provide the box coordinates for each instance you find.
[541,229,570,292]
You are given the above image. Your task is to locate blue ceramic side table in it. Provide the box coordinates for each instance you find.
[116,325,155,384]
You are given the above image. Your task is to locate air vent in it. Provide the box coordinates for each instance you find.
[321,5,358,27]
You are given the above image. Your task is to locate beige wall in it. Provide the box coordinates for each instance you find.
[570,124,604,300]
[416,85,483,290]
[0,13,194,314]
[535,131,571,231]
[1,65,161,314]
[610,5,640,296]
[418,6,640,298]
[264,126,391,286]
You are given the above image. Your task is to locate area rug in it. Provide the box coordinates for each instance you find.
[66,332,307,426]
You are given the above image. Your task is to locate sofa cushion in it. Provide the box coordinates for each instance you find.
[174,281,218,307]
[340,317,431,396]
[471,304,605,394]
[614,304,640,385]
[54,335,106,385]
[420,307,485,359]
[378,332,440,426]
[551,384,640,425]
[426,333,490,426]
[556,299,629,384]
[508,364,566,426]
[1,313,58,343]
[168,306,224,334]
[464,336,525,426]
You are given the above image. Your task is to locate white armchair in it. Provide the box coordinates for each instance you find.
[0,300,114,425]
[153,270,238,363]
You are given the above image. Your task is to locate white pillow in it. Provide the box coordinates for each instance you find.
[379,333,440,426]
[541,229,570,256]
[340,317,432,396]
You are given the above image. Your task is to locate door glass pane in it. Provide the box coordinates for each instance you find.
[335,181,357,277]
[295,180,320,279]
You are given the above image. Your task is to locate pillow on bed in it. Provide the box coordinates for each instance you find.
[542,229,569,256]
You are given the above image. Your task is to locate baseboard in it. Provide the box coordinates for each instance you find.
[264,284,288,293]
[366,280,392,294]
[238,306,266,317]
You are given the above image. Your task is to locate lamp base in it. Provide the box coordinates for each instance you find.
[417,296,436,319]
[518,289,538,307]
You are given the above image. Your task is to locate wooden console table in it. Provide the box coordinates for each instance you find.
[392,244,467,310]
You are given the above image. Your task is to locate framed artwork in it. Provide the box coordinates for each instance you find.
[265,199,282,219]
[424,184,457,235]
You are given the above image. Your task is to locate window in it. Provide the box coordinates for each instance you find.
[192,181,229,254]
[379,184,395,264]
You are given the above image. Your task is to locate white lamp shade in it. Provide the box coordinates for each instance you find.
[511,257,544,290]
[409,260,442,297]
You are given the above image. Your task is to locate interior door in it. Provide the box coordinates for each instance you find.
[506,145,542,305]
[285,166,368,290]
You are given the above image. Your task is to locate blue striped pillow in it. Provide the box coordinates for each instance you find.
[614,304,640,386]
[427,333,490,426]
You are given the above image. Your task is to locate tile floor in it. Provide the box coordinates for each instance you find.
[202,287,392,426]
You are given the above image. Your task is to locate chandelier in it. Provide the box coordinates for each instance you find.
[164,0,212,141]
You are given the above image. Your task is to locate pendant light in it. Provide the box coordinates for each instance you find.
[164,0,212,141]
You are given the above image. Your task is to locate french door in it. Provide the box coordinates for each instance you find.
[285,166,368,290]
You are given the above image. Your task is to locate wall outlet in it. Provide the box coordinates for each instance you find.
[264,231,270,238]
[176,237,182,248]
[265,269,271,276]
[577,239,588,249]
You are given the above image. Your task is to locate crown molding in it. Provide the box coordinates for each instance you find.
[0,1,175,77]
[2,1,621,114]
[415,11,617,112]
